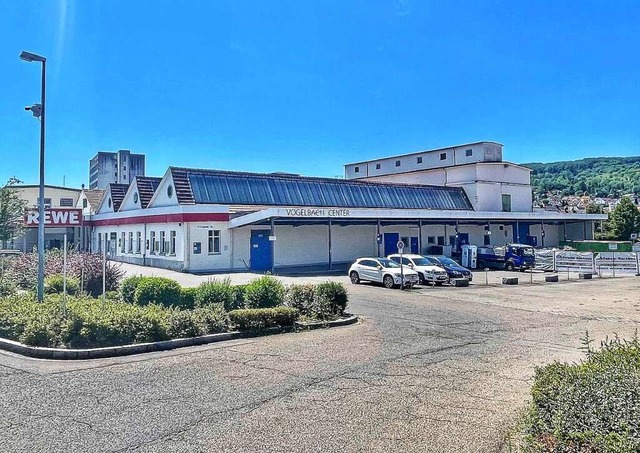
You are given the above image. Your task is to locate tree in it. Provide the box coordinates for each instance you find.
[0,178,27,247]
[609,197,640,240]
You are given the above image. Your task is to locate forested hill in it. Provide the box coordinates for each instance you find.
[522,156,640,197]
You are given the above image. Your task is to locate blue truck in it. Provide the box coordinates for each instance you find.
[477,244,535,271]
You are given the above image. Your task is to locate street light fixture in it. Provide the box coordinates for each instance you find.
[20,50,47,302]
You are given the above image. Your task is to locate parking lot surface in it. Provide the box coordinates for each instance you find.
[1,270,639,452]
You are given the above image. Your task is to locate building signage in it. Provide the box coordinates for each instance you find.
[25,209,82,227]
[284,208,350,217]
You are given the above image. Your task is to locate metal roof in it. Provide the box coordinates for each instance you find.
[173,167,473,210]
[134,176,161,208]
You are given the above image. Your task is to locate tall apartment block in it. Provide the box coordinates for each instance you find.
[89,150,145,189]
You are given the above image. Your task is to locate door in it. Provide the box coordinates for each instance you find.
[384,232,399,256]
[457,233,469,253]
[250,230,272,271]
[410,237,419,254]
[361,259,381,282]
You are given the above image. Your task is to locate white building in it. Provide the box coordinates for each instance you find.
[89,150,145,189]
[89,155,606,273]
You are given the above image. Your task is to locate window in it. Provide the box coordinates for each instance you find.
[136,232,141,254]
[437,236,445,246]
[37,198,52,208]
[60,197,74,207]
[160,231,166,255]
[128,232,133,253]
[466,149,473,157]
[354,166,360,173]
[502,194,512,212]
[170,231,176,255]
[83,199,88,208]
[108,198,112,208]
[120,232,126,253]
[395,160,401,167]
[360,259,377,268]
[417,156,423,164]
[150,231,156,254]
[440,153,446,161]
[134,192,139,204]
[375,163,381,170]
[427,236,435,244]
[167,185,173,198]
[97,233,102,253]
[208,230,220,254]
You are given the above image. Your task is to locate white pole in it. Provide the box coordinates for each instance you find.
[102,243,106,305]
[63,233,67,311]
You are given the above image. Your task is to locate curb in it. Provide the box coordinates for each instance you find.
[0,315,358,361]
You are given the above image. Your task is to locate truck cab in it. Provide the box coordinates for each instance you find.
[477,243,535,271]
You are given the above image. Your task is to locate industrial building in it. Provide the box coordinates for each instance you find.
[89,142,607,273]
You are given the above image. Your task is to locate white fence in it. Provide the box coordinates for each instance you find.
[535,249,640,275]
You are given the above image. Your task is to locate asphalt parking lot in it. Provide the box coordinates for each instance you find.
[1,268,639,453]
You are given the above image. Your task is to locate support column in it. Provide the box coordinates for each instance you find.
[583,221,587,240]
[270,217,275,275]
[540,222,545,248]
[563,222,567,242]
[328,219,332,270]
[418,220,423,255]
[377,219,381,257]
[515,221,520,243]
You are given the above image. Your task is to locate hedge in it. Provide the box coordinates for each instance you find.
[244,275,285,309]
[228,307,299,330]
[133,277,182,308]
[514,334,640,452]
[0,294,228,348]
[44,275,80,296]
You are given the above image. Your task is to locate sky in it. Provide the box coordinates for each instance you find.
[1,0,639,188]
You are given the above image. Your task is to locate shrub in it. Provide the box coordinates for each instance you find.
[244,276,285,309]
[120,275,144,303]
[0,279,16,297]
[230,284,247,311]
[314,281,348,315]
[133,277,182,308]
[284,284,315,313]
[179,287,198,310]
[195,278,234,310]
[515,334,640,452]
[44,274,80,296]
[228,307,299,330]
[4,250,123,297]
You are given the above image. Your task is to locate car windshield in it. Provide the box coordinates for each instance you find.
[412,257,432,266]
[378,258,400,268]
[436,256,459,266]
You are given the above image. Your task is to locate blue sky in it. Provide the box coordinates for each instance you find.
[1,1,639,188]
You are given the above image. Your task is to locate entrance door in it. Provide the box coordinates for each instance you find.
[410,237,419,254]
[384,232,399,256]
[250,230,272,271]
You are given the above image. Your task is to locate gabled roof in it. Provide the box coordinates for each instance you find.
[82,189,105,209]
[107,184,129,211]
[134,176,162,208]
[168,167,473,211]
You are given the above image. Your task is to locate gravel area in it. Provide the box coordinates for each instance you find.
[1,269,639,452]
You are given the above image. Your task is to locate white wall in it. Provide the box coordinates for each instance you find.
[147,170,178,208]
[187,222,232,271]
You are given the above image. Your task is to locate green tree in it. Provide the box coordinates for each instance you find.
[0,178,27,247]
[609,197,640,240]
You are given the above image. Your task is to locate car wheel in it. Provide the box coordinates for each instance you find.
[418,273,425,285]
[435,281,444,286]
[505,262,515,272]
[383,275,395,289]
[350,271,360,284]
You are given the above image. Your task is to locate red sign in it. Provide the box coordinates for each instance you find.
[25,209,83,227]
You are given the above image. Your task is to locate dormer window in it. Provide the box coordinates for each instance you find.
[466,149,473,157]
[417,156,423,164]
[375,163,381,170]
[167,185,174,198]
[395,160,401,167]
[108,198,112,208]
[440,153,446,160]
[133,192,139,204]
[354,166,360,173]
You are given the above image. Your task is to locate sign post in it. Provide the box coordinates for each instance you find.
[62,233,67,313]
[397,240,405,289]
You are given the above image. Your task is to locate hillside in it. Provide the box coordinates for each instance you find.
[522,156,640,197]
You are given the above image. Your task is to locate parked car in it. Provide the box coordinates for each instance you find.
[387,254,449,285]
[423,255,473,281]
[348,257,419,289]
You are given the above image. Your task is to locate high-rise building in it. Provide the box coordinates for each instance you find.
[89,150,145,189]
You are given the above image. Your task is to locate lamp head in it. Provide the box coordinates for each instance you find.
[19,51,46,63]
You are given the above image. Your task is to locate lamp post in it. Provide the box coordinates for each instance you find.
[20,50,47,302]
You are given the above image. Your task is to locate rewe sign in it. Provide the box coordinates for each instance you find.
[25,209,83,227]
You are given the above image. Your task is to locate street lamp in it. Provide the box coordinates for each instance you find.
[20,50,47,302]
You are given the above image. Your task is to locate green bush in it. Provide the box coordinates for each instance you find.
[44,274,80,296]
[515,334,640,452]
[195,278,234,310]
[284,284,315,313]
[244,276,285,309]
[314,281,348,315]
[133,277,182,308]
[120,275,144,303]
[0,279,16,297]
[0,294,231,348]
[179,287,198,310]
[230,284,247,311]
[228,307,299,330]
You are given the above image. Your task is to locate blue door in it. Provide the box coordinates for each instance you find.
[384,232,399,256]
[410,237,419,254]
[250,230,272,271]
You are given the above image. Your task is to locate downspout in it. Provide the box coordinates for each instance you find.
[143,223,147,266]
[184,222,191,271]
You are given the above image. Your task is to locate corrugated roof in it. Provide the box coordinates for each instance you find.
[170,167,473,211]
[83,189,105,210]
[135,176,161,208]
[107,184,129,211]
